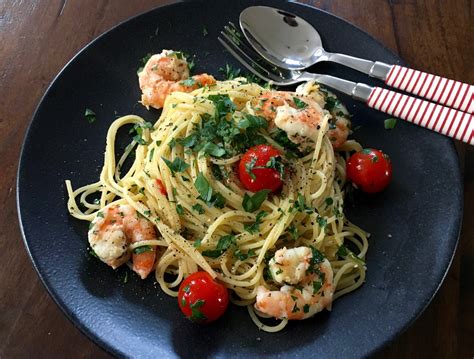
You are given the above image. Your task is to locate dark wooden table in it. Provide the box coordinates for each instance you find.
[1,0,472,357]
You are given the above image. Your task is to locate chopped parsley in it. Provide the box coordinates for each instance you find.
[324,96,341,112]
[84,108,96,123]
[174,96,267,159]
[312,280,322,294]
[202,234,236,258]
[176,204,184,215]
[202,26,208,37]
[194,173,226,208]
[324,197,333,208]
[384,118,397,130]
[293,97,308,109]
[242,189,270,212]
[192,203,205,214]
[133,245,153,254]
[189,299,207,322]
[162,156,190,175]
[244,211,268,234]
[271,129,302,159]
[129,122,153,145]
[293,194,313,214]
[316,216,328,229]
[234,248,256,260]
[336,244,366,266]
[287,224,299,240]
[137,53,152,74]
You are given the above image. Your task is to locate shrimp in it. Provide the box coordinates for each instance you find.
[138,49,216,109]
[296,82,351,149]
[255,90,349,149]
[255,246,334,320]
[88,204,158,279]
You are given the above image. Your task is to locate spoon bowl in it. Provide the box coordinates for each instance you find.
[240,6,325,70]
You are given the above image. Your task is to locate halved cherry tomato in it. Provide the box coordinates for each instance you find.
[178,271,229,323]
[346,148,392,193]
[238,144,283,192]
[155,179,167,196]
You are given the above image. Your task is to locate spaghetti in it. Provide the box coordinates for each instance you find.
[66,77,368,332]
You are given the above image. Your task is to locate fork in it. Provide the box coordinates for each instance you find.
[218,23,473,145]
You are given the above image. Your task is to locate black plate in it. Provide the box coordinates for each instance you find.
[17,0,463,357]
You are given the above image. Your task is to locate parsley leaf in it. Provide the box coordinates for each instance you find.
[162,157,190,175]
[194,173,213,202]
[244,211,268,234]
[194,173,226,208]
[237,114,268,130]
[316,216,328,228]
[234,248,256,260]
[137,53,152,74]
[324,96,341,111]
[200,142,226,157]
[189,299,207,322]
[293,194,313,214]
[384,118,397,130]
[202,234,236,258]
[133,245,153,254]
[176,133,198,147]
[84,108,96,123]
[176,204,184,215]
[242,189,271,212]
[192,203,205,214]
[208,94,236,117]
[293,97,308,109]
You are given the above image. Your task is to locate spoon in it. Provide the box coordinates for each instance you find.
[239,6,473,114]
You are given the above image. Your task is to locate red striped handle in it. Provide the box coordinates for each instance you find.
[367,87,473,144]
[385,65,473,114]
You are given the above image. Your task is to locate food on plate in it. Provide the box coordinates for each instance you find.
[178,271,229,323]
[346,148,392,193]
[66,49,390,332]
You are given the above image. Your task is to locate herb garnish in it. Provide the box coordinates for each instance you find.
[192,203,205,214]
[202,234,236,258]
[292,194,313,214]
[84,108,96,123]
[189,299,207,322]
[242,189,271,212]
[293,97,308,109]
[194,173,226,208]
[133,245,153,254]
[384,118,397,130]
[324,96,341,111]
[137,53,152,74]
[162,156,190,175]
[244,211,268,234]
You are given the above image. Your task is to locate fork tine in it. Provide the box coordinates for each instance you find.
[219,23,291,85]
[223,23,283,76]
[218,35,280,84]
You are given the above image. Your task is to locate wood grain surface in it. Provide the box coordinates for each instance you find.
[0,0,472,357]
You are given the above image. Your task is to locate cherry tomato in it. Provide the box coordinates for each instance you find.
[155,179,167,196]
[238,144,283,192]
[346,148,392,193]
[178,271,229,323]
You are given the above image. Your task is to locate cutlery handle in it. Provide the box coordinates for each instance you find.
[367,87,473,144]
[384,65,473,113]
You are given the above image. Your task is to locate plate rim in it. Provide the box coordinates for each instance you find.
[16,0,464,357]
